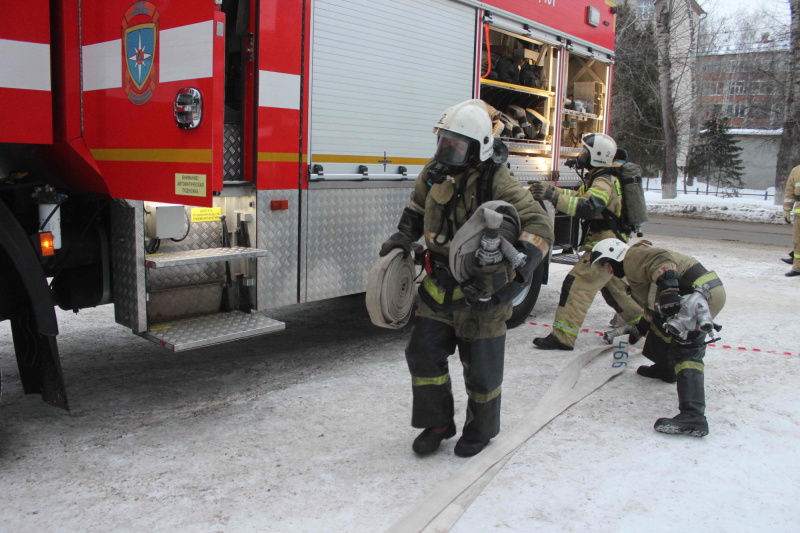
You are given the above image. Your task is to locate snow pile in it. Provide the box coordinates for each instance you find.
[642,178,784,224]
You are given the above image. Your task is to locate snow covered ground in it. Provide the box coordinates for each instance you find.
[644,179,785,224]
[0,191,798,532]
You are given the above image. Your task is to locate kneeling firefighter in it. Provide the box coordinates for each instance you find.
[379,100,553,457]
[590,238,726,437]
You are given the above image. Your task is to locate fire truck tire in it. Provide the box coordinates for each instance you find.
[0,197,58,335]
[506,260,544,329]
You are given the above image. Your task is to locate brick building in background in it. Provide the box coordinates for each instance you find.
[695,30,790,190]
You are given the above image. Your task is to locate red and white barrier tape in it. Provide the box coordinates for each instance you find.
[526,322,799,357]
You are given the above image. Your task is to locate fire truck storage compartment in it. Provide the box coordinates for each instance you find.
[559,50,610,175]
[479,25,558,183]
[307,0,476,180]
[301,0,476,303]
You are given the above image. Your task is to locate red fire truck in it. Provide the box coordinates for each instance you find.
[0,0,618,408]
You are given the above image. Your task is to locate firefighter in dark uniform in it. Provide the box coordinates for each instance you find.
[531,133,644,351]
[590,238,726,437]
[379,100,554,457]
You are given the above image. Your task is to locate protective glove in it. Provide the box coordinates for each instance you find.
[530,182,555,201]
[657,287,681,316]
[784,210,793,225]
[379,232,413,258]
[656,270,682,317]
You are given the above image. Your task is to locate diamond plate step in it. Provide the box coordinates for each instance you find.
[551,252,581,265]
[139,311,285,351]
[145,247,267,268]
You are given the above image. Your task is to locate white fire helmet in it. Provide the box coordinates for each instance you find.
[433,99,494,164]
[581,133,617,167]
[590,238,629,266]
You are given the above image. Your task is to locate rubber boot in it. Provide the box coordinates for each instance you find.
[454,436,490,457]
[654,337,708,437]
[637,364,676,383]
[533,334,574,351]
[639,321,673,383]
[413,423,457,455]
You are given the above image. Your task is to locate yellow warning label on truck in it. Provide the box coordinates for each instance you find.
[175,173,207,197]
[191,207,222,223]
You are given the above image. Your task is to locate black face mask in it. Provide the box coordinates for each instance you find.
[576,148,592,170]
[610,260,626,278]
[426,162,452,185]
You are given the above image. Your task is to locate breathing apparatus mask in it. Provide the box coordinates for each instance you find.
[565,148,592,171]
[429,129,476,184]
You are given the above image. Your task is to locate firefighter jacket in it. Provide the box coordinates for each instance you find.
[406,158,554,306]
[549,166,623,248]
[622,242,725,320]
[784,165,800,218]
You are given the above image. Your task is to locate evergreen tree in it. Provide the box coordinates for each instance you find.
[686,113,745,195]
[610,4,664,178]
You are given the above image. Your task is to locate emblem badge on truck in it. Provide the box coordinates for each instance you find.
[122,2,160,105]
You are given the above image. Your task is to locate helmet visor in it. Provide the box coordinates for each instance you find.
[433,129,472,167]
[590,250,607,265]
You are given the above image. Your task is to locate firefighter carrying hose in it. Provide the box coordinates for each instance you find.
[531,133,644,351]
[590,238,725,437]
[379,100,553,457]
[782,164,800,277]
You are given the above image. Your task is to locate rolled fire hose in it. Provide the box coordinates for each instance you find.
[449,200,522,284]
[366,248,417,329]
[387,341,631,533]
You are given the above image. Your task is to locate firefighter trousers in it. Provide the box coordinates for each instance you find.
[642,285,724,414]
[550,254,643,348]
[405,298,510,442]
[643,325,709,415]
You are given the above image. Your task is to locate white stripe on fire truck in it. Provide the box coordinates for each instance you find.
[259,71,301,110]
[0,39,50,91]
[159,21,215,83]
[83,40,122,91]
[82,21,215,92]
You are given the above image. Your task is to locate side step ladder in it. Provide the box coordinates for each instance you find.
[139,246,285,351]
[550,244,581,266]
[139,311,285,351]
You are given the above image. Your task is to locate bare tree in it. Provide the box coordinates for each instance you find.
[653,0,701,199]
[775,0,800,204]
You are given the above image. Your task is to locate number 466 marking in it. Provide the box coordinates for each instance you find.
[612,338,630,368]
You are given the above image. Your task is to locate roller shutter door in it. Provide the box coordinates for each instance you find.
[309,0,477,179]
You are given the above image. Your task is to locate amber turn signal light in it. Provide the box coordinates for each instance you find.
[39,231,55,257]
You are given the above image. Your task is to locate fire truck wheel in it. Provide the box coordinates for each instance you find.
[506,261,544,329]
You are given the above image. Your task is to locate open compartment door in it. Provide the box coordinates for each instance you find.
[479,17,560,183]
[81,1,225,206]
[559,49,612,178]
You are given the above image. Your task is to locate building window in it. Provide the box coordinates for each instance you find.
[729,81,746,96]
[727,103,746,118]
[637,0,655,21]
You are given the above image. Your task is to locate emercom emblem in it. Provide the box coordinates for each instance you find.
[122,2,160,105]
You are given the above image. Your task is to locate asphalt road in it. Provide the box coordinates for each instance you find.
[644,215,794,246]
